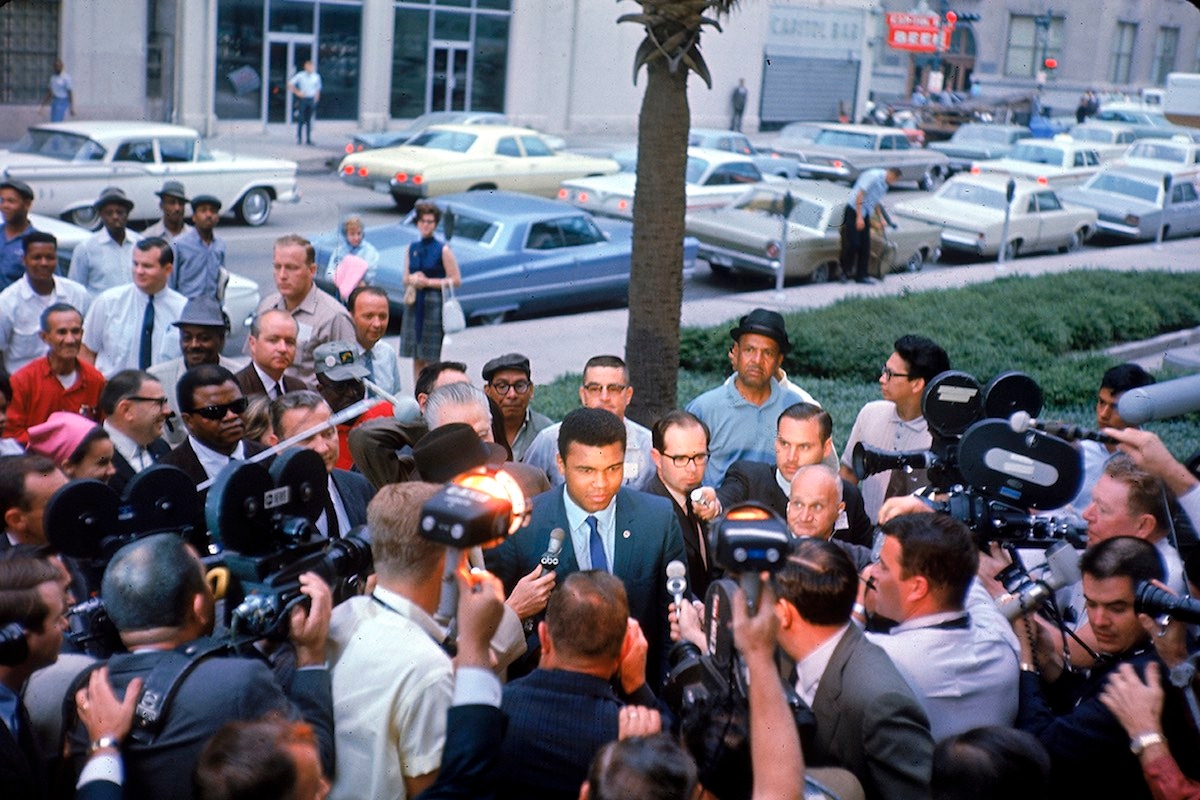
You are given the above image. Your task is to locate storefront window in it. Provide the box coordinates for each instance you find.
[473,14,508,112]
[318,2,361,119]
[215,0,265,119]
[392,8,430,118]
[270,0,314,33]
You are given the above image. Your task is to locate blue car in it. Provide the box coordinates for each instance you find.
[312,191,699,325]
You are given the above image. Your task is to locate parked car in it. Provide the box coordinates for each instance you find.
[892,173,1097,260]
[1066,123,1139,161]
[1118,137,1200,183]
[337,124,620,208]
[28,213,260,352]
[0,122,299,229]
[310,191,698,325]
[971,137,1106,187]
[1061,165,1200,242]
[687,128,806,178]
[927,124,1032,174]
[343,111,569,156]
[787,124,950,189]
[558,147,766,219]
[685,180,942,282]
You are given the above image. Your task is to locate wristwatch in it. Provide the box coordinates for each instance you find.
[89,735,121,755]
[1130,732,1166,756]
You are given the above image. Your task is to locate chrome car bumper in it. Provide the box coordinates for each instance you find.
[698,243,779,276]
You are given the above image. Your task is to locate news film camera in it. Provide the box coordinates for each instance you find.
[664,503,833,800]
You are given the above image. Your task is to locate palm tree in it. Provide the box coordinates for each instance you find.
[619,0,740,425]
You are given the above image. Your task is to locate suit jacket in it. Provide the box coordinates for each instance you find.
[809,624,933,800]
[414,705,506,800]
[108,438,171,497]
[0,701,46,800]
[331,468,375,528]
[233,364,306,400]
[484,486,686,689]
[718,460,874,547]
[76,778,122,800]
[644,475,712,600]
[158,438,270,487]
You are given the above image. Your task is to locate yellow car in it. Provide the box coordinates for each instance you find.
[338,124,619,207]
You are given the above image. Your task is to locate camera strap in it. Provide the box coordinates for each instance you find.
[126,637,233,744]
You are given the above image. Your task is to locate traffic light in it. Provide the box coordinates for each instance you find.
[1043,57,1058,70]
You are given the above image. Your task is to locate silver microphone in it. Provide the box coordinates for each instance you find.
[666,560,688,612]
[1009,411,1116,444]
[540,527,566,571]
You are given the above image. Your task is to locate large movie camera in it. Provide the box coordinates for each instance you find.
[207,448,373,640]
[853,370,1086,549]
[664,504,818,800]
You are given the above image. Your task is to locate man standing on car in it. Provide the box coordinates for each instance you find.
[840,167,900,285]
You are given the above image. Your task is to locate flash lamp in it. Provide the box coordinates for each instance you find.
[419,468,528,548]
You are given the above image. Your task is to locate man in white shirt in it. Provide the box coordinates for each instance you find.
[67,187,140,295]
[348,286,401,396]
[0,232,90,374]
[81,237,185,376]
[289,60,322,145]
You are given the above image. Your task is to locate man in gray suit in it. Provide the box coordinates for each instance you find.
[774,537,933,800]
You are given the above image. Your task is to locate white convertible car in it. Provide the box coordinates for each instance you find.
[1,122,299,229]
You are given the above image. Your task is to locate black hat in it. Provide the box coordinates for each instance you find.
[94,186,134,212]
[729,308,791,353]
[413,423,507,483]
[155,180,189,202]
[0,179,34,201]
[173,297,229,330]
[190,194,222,211]
[482,353,531,382]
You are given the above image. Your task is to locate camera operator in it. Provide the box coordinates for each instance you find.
[64,533,335,800]
[863,513,1020,740]
[775,538,932,800]
[1013,536,1199,798]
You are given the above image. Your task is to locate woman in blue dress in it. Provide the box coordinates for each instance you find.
[400,201,461,384]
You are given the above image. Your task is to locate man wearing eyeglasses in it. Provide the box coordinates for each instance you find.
[161,364,265,487]
[481,352,550,461]
[839,334,950,523]
[521,355,655,491]
[100,370,173,495]
[646,409,715,597]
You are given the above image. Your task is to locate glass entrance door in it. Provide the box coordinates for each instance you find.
[266,39,313,124]
[429,42,470,112]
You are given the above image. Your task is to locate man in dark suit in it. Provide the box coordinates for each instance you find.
[268,390,374,536]
[98,370,172,496]
[160,364,267,486]
[485,407,686,689]
[646,409,716,599]
[235,309,306,402]
[717,402,873,547]
[0,453,66,549]
[775,538,932,800]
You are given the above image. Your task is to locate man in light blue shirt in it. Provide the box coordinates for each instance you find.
[839,167,900,284]
[289,60,322,145]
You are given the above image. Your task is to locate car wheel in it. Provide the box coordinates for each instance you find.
[707,262,733,279]
[919,167,943,192]
[1000,240,1021,261]
[236,188,272,227]
[1060,228,1085,253]
[67,206,101,231]
[808,261,831,284]
[904,250,924,273]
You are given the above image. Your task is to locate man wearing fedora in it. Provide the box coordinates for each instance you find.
[172,194,227,300]
[142,180,191,243]
[68,187,140,295]
[0,178,38,292]
[81,237,186,375]
[687,308,821,486]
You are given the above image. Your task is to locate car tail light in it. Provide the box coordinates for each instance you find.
[557,188,569,200]
[357,167,368,178]
[831,160,843,169]
[617,199,629,211]
[1124,214,1140,225]
[413,175,424,185]
[1036,176,1048,185]
[578,192,589,203]
[969,165,981,174]
[765,241,781,259]
[342,164,354,175]
[345,144,355,154]
[395,172,408,183]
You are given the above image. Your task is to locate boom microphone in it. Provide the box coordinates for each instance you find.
[666,560,689,613]
[1118,374,1200,426]
[540,527,566,571]
[1009,411,1116,444]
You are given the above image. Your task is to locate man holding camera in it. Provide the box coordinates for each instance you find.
[65,533,335,800]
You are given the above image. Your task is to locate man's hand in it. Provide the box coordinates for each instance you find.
[690,487,722,521]
[877,495,934,524]
[731,575,779,666]
[1101,662,1166,740]
[976,543,1014,600]
[505,564,556,620]
[617,618,649,695]
[670,599,706,649]
[456,566,505,669]
[77,667,143,747]
[289,571,333,667]
[618,705,662,740]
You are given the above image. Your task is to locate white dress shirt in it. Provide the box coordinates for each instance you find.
[0,275,91,373]
[563,487,617,572]
[83,283,186,375]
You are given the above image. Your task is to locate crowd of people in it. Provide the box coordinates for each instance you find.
[1,172,1199,800]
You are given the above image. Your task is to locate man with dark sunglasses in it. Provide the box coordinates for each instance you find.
[161,364,266,487]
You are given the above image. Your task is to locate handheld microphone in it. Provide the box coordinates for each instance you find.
[666,560,689,613]
[1009,411,1116,444]
[540,527,566,571]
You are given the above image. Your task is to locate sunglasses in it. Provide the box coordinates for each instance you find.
[187,397,249,421]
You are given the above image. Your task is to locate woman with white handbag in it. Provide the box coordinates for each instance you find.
[400,201,462,385]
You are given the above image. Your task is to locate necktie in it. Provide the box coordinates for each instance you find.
[272,382,282,400]
[139,293,155,369]
[324,491,341,539]
[362,349,374,380]
[587,515,607,572]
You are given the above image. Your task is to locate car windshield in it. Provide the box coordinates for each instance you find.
[1008,144,1065,166]
[734,189,826,229]
[1085,173,1160,202]
[938,181,1008,210]
[1126,143,1188,163]
[814,130,875,150]
[685,157,710,184]
[408,130,478,153]
[1068,127,1116,144]
[407,209,499,244]
[11,129,106,162]
[955,127,1012,144]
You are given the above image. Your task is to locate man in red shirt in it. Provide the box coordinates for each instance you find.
[5,302,105,442]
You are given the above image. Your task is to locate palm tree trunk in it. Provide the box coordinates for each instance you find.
[625,57,690,426]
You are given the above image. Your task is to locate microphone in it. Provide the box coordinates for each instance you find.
[1118,374,1200,426]
[1009,411,1116,444]
[666,560,688,612]
[539,527,566,571]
